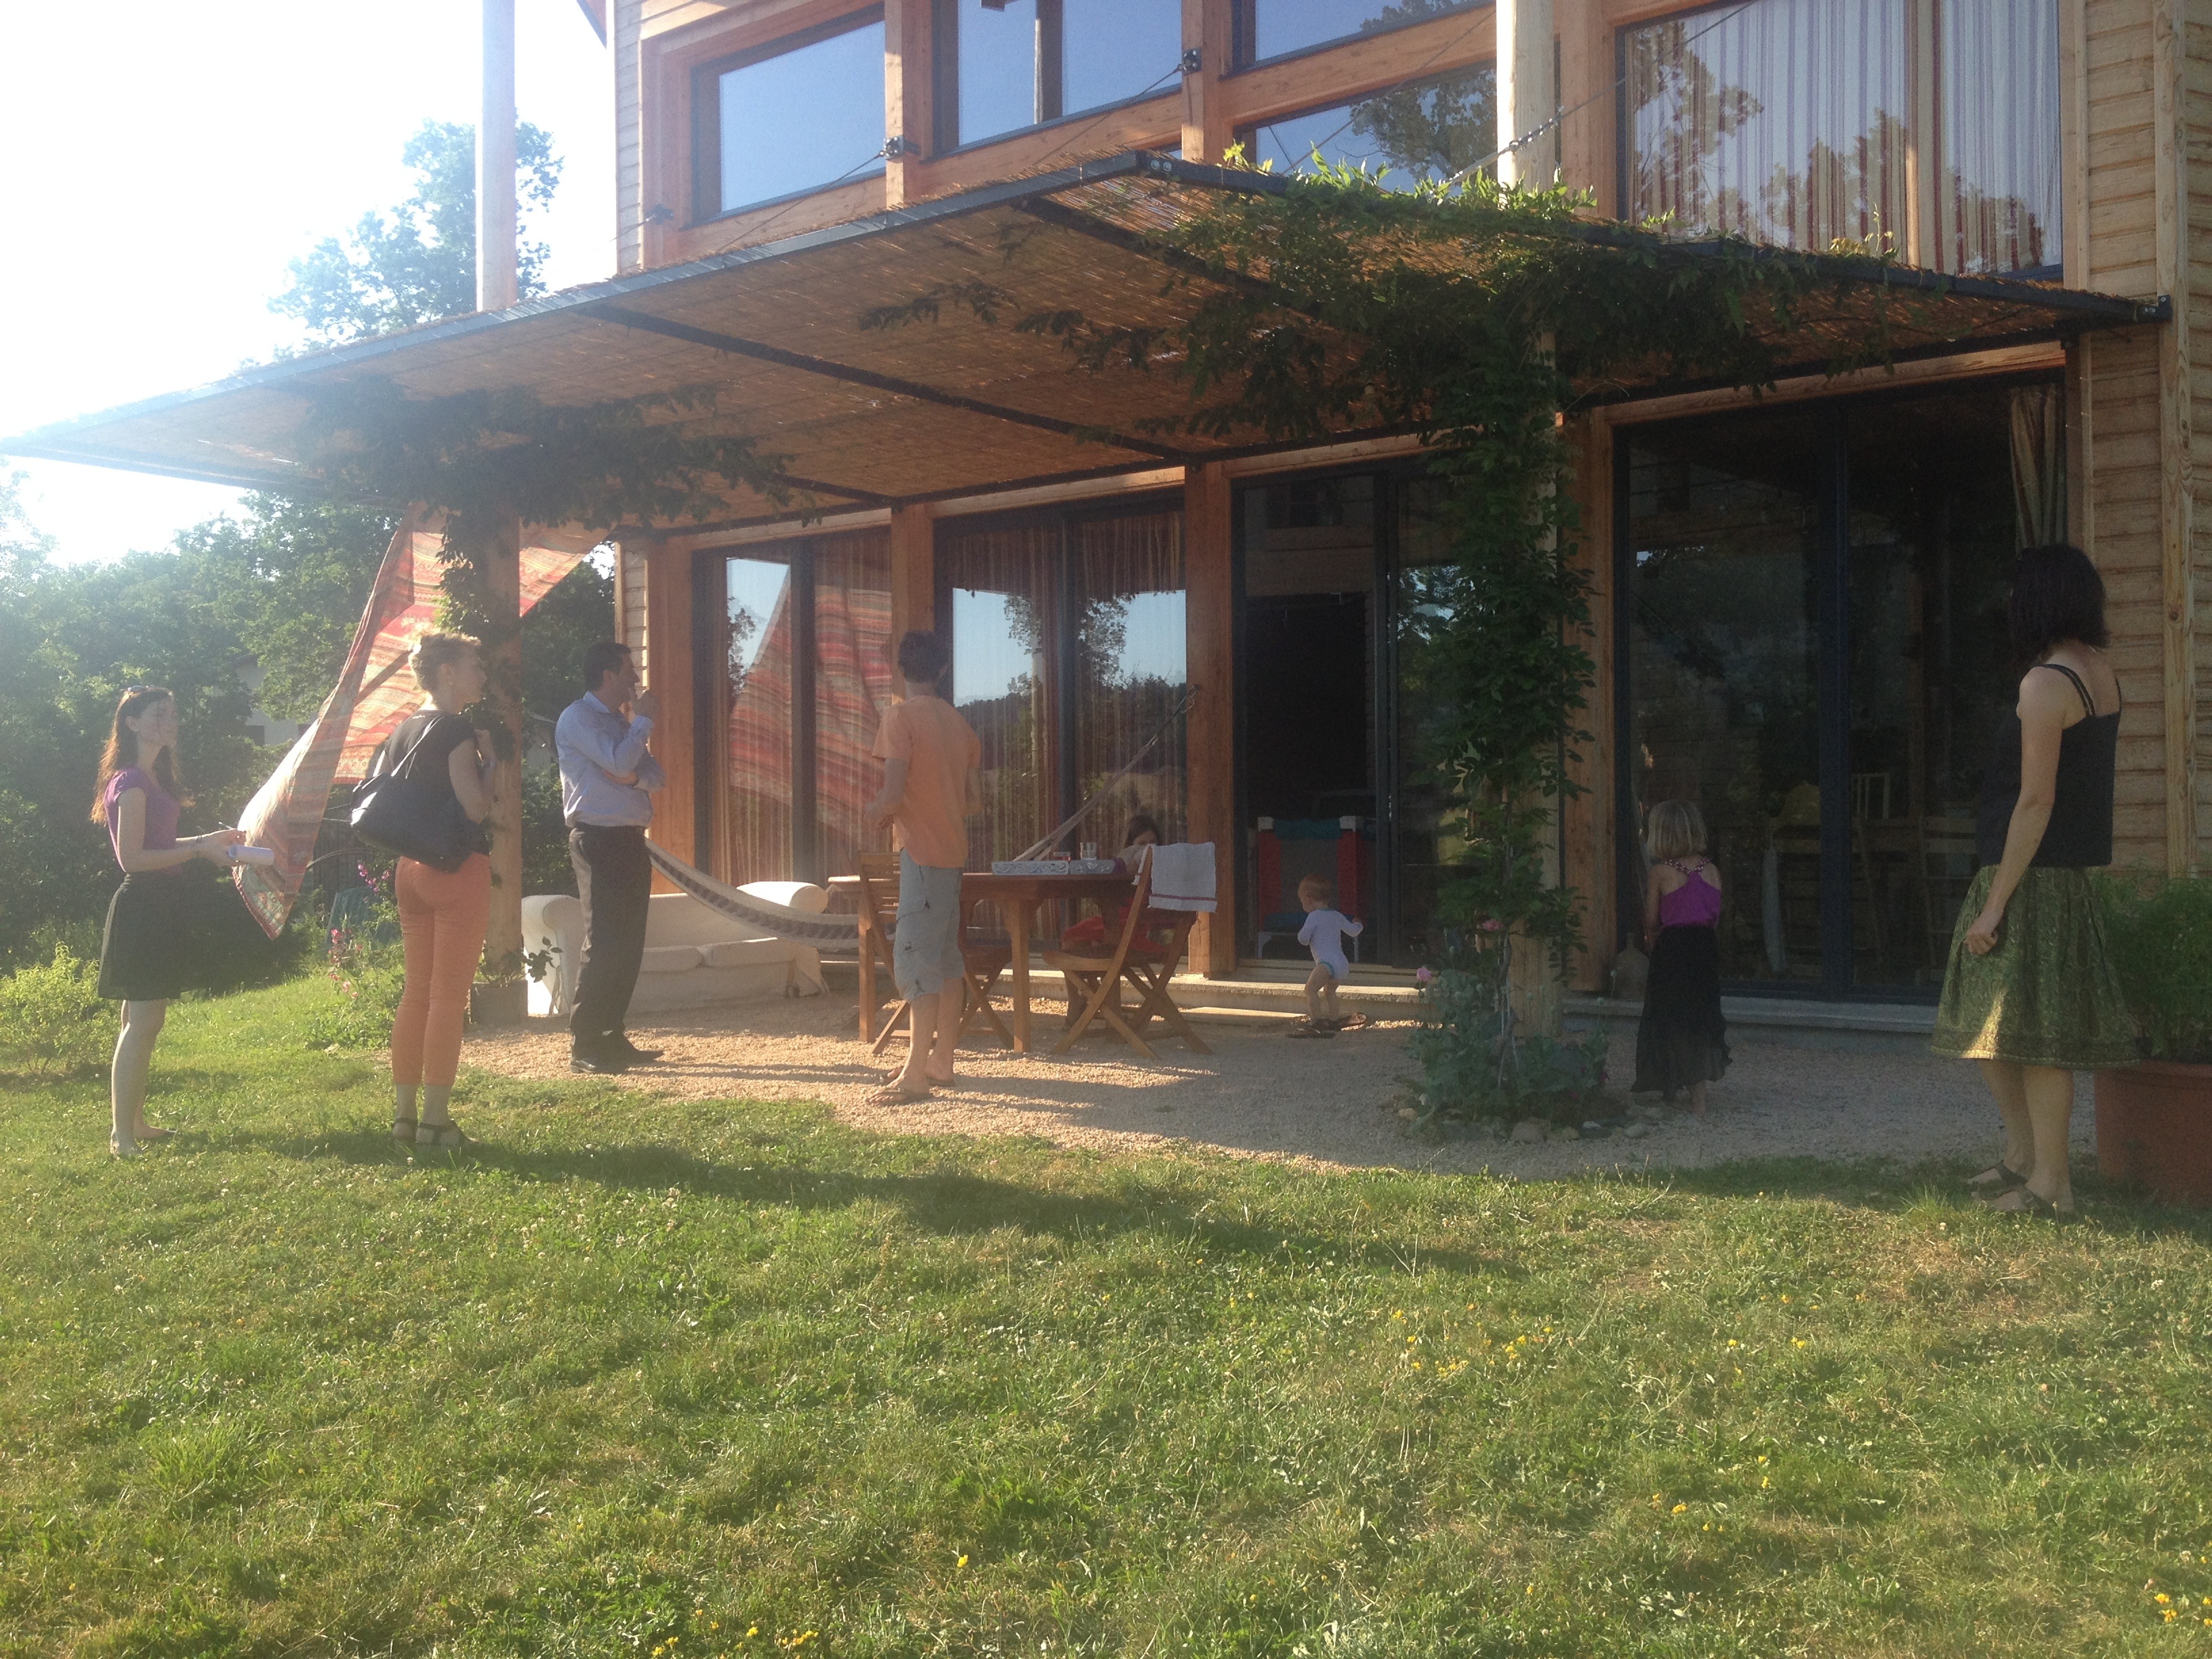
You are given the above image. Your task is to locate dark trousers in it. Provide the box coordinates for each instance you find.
[568,823,652,1049]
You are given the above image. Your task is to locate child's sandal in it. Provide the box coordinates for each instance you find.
[1287,1019,1336,1040]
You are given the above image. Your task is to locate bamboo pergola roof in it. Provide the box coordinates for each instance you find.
[7,152,2164,531]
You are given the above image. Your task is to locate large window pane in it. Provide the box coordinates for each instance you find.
[943,0,1180,149]
[1842,388,2024,987]
[1246,66,1496,186]
[1623,0,2059,272]
[1244,0,1485,66]
[1625,412,1824,985]
[1624,0,1910,252]
[944,525,1055,867]
[715,15,886,213]
[1073,512,1187,850]
[1939,0,2062,273]
[811,533,895,880]
[721,555,796,884]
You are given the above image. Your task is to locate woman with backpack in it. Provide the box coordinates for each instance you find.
[377,632,495,1151]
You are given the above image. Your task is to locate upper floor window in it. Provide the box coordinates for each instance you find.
[1622,0,2060,275]
[1235,0,1488,70]
[695,9,886,220]
[1244,64,1496,188]
[933,0,1183,152]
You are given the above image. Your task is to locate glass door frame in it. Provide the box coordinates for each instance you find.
[932,486,1188,860]
[1610,373,2056,1002]
[1231,459,1427,966]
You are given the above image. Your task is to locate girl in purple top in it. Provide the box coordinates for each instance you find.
[90,687,241,1158]
[1633,800,1731,1114]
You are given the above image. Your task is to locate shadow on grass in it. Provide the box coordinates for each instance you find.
[235,1116,1515,1277]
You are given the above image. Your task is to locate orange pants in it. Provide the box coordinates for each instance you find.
[391,853,491,1088]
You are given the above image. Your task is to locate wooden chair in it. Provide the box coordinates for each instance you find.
[854,853,1015,1052]
[1042,861,1210,1059]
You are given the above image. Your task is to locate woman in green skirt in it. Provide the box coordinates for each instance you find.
[1932,544,2137,1214]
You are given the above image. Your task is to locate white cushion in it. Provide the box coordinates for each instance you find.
[702,938,790,969]
[637,943,703,974]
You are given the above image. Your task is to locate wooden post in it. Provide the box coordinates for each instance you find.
[1184,463,1235,976]
[884,0,932,207]
[1557,0,1608,205]
[1180,0,1233,164]
[889,504,936,645]
[477,0,519,313]
[1495,0,1555,189]
[478,514,527,1023]
[1562,411,1615,993]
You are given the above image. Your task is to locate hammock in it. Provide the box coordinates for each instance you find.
[644,842,860,947]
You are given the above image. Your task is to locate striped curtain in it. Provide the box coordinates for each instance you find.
[811,532,895,880]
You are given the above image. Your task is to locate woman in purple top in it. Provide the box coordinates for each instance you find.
[1633,799,1731,1114]
[90,687,241,1158]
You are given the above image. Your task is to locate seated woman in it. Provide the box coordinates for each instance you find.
[1059,813,1164,951]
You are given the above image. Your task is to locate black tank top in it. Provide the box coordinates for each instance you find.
[1975,661,2120,867]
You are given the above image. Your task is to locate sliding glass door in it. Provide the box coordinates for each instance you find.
[1618,378,2044,996]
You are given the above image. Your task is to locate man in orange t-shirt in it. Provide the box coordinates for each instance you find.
[866,630,981,1103]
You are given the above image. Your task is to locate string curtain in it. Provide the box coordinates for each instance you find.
[811,533,895,878]
[721,558,796,885]
[2008,384,2066,550]
[1624,0,2060,274]
[941,522,1057,866]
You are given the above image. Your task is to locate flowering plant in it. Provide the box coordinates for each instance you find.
[304,888,406,1050]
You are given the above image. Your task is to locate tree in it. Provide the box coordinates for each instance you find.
[271,119,563,345]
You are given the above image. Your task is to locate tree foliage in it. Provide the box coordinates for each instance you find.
[272,119,563,346]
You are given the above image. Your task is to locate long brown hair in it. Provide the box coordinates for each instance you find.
[89,686,190,823]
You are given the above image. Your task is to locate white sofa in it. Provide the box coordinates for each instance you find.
[522,882,830,1018]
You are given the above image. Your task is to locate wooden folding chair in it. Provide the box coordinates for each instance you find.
[854,853,1015,1052]
[1043,861,1210,1059]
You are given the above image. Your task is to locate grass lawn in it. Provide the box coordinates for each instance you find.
[2,980,2210,1658]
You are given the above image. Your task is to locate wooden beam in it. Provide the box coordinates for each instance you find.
[1214,6,1495,131]
[884,0,930,207]
[1496,0,1556,189]
[482,515,527,1020]
[1183,462,1236,976]
[645,541,698,878]
[1558,0,1610,206]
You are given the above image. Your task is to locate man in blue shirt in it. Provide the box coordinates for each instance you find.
[556,640,667,1073]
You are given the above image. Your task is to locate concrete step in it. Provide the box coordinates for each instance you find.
[1165,966,1424,1018]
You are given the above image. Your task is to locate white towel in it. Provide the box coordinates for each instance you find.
[1148,841,1217,913]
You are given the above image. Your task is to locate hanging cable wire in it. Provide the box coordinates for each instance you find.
[710,144,893,255]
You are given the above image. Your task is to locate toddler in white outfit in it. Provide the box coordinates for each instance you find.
[1294,873,1366,1036]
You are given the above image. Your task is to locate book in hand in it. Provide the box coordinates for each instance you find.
[229,844,278,866]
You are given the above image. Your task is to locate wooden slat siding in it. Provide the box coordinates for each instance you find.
[1561,0,1610,209]
[2164,0,2203,874]
[2067,0,2092,289]
[644,543,697,878]
[2191,0,2212,869]
[1216,7,1496,131]
[617,0,645,272]
[2089,0,2163,298]
[1562,413,1614,991]
[1183,463,1235,976]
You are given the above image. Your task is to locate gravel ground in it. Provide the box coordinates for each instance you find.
[462,991,2093,1177]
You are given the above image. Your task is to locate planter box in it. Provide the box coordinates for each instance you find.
[2095,1061,2212,1207]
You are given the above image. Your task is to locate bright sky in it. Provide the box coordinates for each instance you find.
[0,1,615,564]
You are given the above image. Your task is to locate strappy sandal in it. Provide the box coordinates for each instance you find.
[1287,1019,1336,1040]
[392,1116,418,1146]
[1966,1162,2028,1191]
[1980,1185,2072,1219]
[414,1119,476,1151]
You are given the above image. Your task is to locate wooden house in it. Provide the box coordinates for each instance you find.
[16,0,2208,1005]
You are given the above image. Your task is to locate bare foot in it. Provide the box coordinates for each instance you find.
[133,1122,173,1142]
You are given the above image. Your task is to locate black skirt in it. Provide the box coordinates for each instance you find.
[1633,924,1730,1094]
[98,874,195,1002]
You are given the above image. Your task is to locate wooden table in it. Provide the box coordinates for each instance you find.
[828,869,1133,1053]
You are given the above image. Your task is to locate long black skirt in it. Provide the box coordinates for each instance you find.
[1633,924,1730,1095]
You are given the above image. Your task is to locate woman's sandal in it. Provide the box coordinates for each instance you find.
[1966,1161,2028,1191]
[392,1116,418,1146]
[414,1119,476,1151]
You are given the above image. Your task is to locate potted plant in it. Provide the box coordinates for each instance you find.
[2093,873,2212,1206]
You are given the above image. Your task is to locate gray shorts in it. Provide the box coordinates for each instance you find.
[892,851,966,998]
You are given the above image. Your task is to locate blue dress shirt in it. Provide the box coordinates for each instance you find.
[556,692,665,827]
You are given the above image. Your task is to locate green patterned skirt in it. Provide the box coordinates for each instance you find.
[1931,866,2139,1069]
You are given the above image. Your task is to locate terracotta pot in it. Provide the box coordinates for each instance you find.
[2095,1061,2212,1207]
